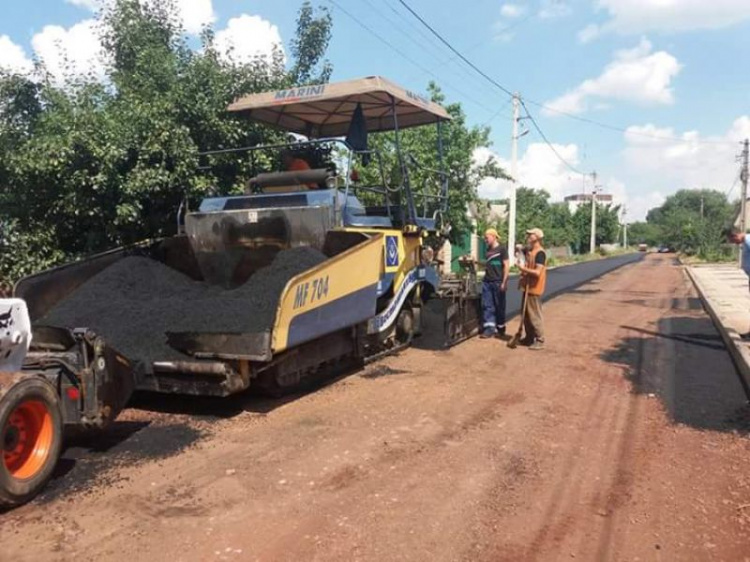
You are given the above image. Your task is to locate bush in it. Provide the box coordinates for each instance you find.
[0,219,66,287]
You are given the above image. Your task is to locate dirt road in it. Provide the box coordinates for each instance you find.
[2,254,749,561]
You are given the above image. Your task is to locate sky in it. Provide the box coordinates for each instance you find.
[1,0,750,221]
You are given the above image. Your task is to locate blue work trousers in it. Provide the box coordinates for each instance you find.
[481,280,506,335]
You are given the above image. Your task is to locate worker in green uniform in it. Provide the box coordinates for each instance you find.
[480,228,510,338]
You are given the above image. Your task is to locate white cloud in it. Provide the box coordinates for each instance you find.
[170,0,215,35]
[539,0,572,19]
[544,38,681,115]
[65,0,215,35]
[32,19,108,84]
[474,143,584,201]
[66,0,100,10]
[0,35,34,74]
[623,118,750,191]
[214,14,284,65]
[577,23,602,43]
[586,0,750,36]
[473,145,662,221]
[500,3,524,18]
[606,177,663,222]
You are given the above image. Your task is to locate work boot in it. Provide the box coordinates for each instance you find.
[480,330,495,339]
[529,339,545,351]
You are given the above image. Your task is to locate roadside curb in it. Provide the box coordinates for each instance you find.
[685,266,750,400]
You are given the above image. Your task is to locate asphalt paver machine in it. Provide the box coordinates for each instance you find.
[0,76,480,506]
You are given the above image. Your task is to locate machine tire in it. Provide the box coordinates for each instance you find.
[0,377,63,508]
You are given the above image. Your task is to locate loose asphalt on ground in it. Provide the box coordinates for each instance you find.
[12,252,649,510]
[6,252,749,562]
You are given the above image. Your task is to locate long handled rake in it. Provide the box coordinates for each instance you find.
[507,287,528,349]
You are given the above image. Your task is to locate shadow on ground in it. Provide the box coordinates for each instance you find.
[600,314,750,434]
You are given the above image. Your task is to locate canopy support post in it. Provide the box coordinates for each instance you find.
[391,95,417,226]
[437,120,448,214]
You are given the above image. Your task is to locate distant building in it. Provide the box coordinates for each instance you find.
[487,202,508,223]
[564,192,613,212]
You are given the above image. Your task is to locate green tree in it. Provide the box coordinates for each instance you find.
[0,0,334,286]
[358,83,508,239]
[568,202,621,253]
[289,2,333,84]
[644,189,734,257]
[628,221,662,247]
[494,188,573,249]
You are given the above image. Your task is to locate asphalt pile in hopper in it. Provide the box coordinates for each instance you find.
[41,247,327,371]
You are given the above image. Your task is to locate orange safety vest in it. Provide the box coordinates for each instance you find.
[287,158,317,189]
[288,158,311,172]
[521,246,547,296]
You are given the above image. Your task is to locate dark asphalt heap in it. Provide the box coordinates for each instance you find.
[42,247,327,370]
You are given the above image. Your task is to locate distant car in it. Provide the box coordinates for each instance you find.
[638,243,648,252]
[657,245,672,253]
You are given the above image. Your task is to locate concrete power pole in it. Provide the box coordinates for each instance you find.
[508,93,520,266]
[741,138,749,268]
[589,171,598,254]
[622,205,628,248]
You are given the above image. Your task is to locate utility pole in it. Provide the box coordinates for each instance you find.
[741,138,749,268]
[589,171,598,254]
[508,93,520,266]
[622,205,628,248]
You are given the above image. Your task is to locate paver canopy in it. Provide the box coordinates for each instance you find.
[227,75,451,137]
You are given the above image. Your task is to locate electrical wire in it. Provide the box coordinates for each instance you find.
[358,0,503,102]
[520,99,587,176]
[396,0,740,147]
[482,97,514,126]
[382,0,463,61]
[396,0,515,99]
[357,0,449,67]
[327,0,497,115]
[725,172,741,199]
[423,10,536,74]
[523,99,738,146]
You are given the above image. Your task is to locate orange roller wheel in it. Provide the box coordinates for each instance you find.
[3,400,55,479]
[0,377,62,508]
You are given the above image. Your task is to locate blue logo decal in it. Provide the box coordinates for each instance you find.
[386,236,399,267]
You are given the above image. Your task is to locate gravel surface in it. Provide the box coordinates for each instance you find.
[41,247,326,369]
[3,255,750,561]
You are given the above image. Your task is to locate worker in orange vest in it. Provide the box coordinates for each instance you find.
[281,149,318,189]
[281,149,311,173]
[518,228,547,350]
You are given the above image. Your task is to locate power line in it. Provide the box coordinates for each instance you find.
[423,10,536,74]
[520,98,586,176]
[396,0,515,99]
[378,0,520,108]
[360,0,508,108]
[327,0,497,115]
[482,97,514,126]
[381,0,457,61]
[726,172,741,199]
[523,99,738,146]
[357,0,447,68]
[396,0,739,147]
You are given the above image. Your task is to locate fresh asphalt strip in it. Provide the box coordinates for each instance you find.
[502,252,646,318]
